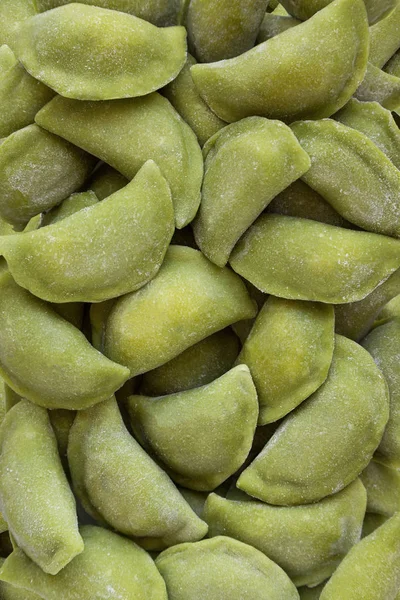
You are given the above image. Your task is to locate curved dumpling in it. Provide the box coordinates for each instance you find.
[0,270,130,409]
[320,513,400,600]
[237,336,389,505]
[205,479,366,587]
[0,526,168,600]
[35,0,182,26]
[190,0,369,123]
[230,215,400,304]
[156,536,300,600]
[335,99,400,170]
[237,296,334,424]
[68,398,208,550]
[11,4,186,100]
[193,117,311,267]
[186,0,268,62]
[335,267,400,341]
[369,1,400,68]
[0,124,95,229]
[163,54,226,147]
[104,246,256,376]
[141,328,240,396]
[0,400,83,574]
[362,319,400,468]
[127,365,258,490]
[0,45,54,138]
[292,119,400,237]
[1,161,174,303]
[36,93,202,228]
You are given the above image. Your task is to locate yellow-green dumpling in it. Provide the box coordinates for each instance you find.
[127,365,258,490]
[11,4,187,100]
[0,401,83,574]
[237,296,334,424]
[156,536,300,600]
[193,117,311,267]
[237,336,389,505]
[68,398,208,550]
[230,215,400,304]
[1,161,174,303]
[320,513,400,600]
[0,270,130,409]
[205,479,366,587]
[190,0,368,123]
[36,93,202,228]
[0,526,168,600]
[104,246,256,376]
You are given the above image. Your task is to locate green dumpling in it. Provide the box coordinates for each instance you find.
[156,536,300,600]
[362,319,400,468]
[0,124,95,229]
[68,398,208,550]
[369,1,400,68]
[141,328,240,396]
[127,365,258,490]
[237,296,334,424]
[11,4,187,100]
[361,459,400,516]
[1,161,174,303]
[186,0,268,62]
[35,0,182,26]
[0,526,167,600]
[0,45,55,138]
[291,119,400,237]
[0,400,83,574]
[104,246,256,376]
[205,479,366,587]
[266,179,351,228]
[36,93,202,228]
[163,54,226,147]
[237,335,389,505]
[0,269,130,409]
[230,214,400,304]
[335,268,400,341]
[190,0,368,123]
[193,117,311,267]
[320,513,400,600]
[335,99,400,170]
